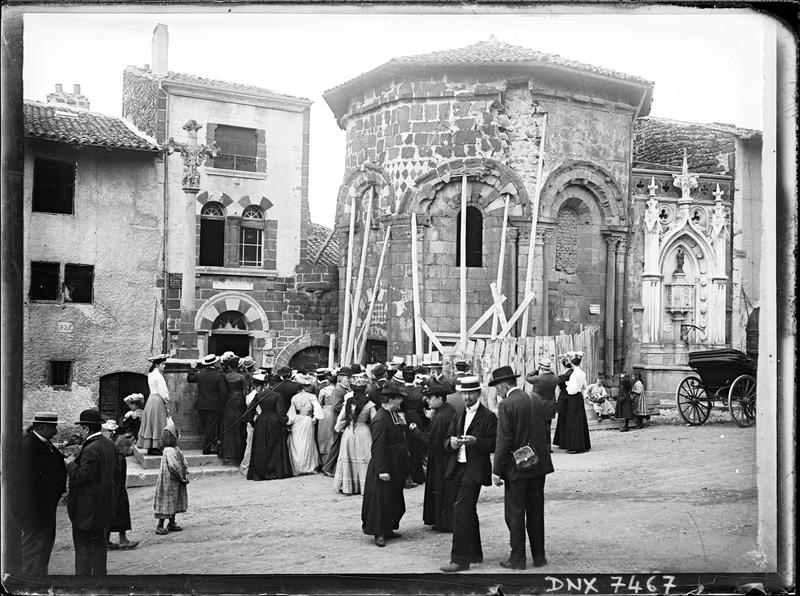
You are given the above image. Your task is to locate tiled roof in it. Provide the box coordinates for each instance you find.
[633,117,761,174]
[126,65,310,104]
[307,222,339,267]
[392,38,653,85]
[24,100,160,152]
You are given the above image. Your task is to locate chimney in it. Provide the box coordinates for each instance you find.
[47,83,90,110]
[151,24,169,75]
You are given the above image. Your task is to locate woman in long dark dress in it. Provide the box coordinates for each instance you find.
[561,351,591,453]
[408,382,457,532]
[248,373,293,480]
[219,355,248,465]
[361,385,411,547]
[551,355,573,449]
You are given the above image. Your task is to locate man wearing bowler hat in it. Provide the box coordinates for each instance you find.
[21,412,67,575]
[191,354,228,455]
[525,358,559,449]
[440,376,497,573]
[67,409,118,576]
[491,365,555,569]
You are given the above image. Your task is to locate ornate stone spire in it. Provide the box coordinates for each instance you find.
[672,148,698,203]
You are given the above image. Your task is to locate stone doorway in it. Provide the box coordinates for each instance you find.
[99,372,148,421]
[208,333,250,357]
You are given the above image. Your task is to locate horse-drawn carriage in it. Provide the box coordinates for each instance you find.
[675,348,757,427]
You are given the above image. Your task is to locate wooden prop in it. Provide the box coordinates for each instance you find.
[466,297,507,339]
[490,282,508,329]
[411,212,424,359]
[459,175,468,353]
[491,193,511,339]
[356,224,392,362]
[347,186,374,363]
[499,291,535,338]
[340,192,358,361]
[520,113,548,337]
[328,333,336,368]
[418,317,446,354]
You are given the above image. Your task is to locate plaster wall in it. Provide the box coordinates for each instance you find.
[166,94,307,278]
[22,141,163,415]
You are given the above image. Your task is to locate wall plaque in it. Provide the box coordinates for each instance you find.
[168,273,183,288]
[588,304,601,315]
[212,279,254,291]
[56,321,74,333]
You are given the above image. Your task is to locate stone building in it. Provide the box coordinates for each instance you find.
[324,38,654,373]
[22,90,163,423]
[122,24,338,372]
[324,38,761,394]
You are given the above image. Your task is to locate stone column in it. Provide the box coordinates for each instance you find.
[603,235,620,376]
[614,237,627,372]
[165,120,217,359]
[540,228,554,337]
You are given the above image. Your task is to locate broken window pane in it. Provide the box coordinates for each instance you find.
[30,261,60,301]
[64,264,94,303]
[32,158,75,214]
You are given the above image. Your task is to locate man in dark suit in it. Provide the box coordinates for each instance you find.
[491,365,555,570]
[190,354,228,454]
[322,366,352,476]
[439,376,497,573]
[67,409,118,576]
[525,357,559,449]
[21,412,67,575]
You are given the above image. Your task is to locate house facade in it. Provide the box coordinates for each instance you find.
[22,91,163,424]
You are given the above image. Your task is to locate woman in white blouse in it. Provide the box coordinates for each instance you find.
[137,354,171,456]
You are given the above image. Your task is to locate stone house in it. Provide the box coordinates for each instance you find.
[22,89,163,424]
[323,38,761,396]
[122,25,338,372]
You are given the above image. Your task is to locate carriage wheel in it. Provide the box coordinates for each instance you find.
[676,376,712,425]
[728,374,757,428]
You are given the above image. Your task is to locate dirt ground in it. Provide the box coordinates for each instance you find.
[46,420,762,576]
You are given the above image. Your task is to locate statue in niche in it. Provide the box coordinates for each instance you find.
[674,248,685,274]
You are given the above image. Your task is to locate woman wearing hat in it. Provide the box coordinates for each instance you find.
[551,353,574,450]
[286,373,324,475]
[120,394,144,439]
[558,352,591,454]
[219,354,248,465]
[137,354,172,456]
[332,373,376,495]
[248,373,293,481]
[361,385,411,547]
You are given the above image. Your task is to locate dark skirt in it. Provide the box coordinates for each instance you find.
[615,393,635,420]
[109,457,131,532]
[552,395,570,447]
[561,393,591,452]
[422,451,456,531]
[248,412,293,480]
[361,461,407,538]
[219,395,246,462]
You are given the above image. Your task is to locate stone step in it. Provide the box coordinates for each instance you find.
[133,446,225,469]
[125,450,242,488]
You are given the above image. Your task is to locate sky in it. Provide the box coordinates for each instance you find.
[21,7,769,227]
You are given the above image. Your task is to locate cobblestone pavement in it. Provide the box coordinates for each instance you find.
[46,421,761,575]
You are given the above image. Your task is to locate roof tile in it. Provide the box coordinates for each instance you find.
[24,100,160,152]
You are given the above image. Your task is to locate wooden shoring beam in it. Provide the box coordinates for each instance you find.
[491,193,510,339]
[346,186,374,363]
[520,113,548,337]
[466,296,506,339]
[500,292,535,339]
[328,333,336,368]
[340,191,358,361]
[418,316,446,355]
[355,223,392,362]
[411,212,424,359]
[459,175,468,352]
[490,282,508,329]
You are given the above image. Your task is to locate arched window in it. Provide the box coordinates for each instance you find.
[456,206,483,267]
[199,202,226,266]
[239,206,264,267]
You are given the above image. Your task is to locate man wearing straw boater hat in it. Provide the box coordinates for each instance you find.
[491,365,554,570]
[191,354,227,455]
[439,376,497,573]
[67,409,118,576]
[21,412,67,575]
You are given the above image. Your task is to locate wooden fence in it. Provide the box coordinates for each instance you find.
[408,326,601,410]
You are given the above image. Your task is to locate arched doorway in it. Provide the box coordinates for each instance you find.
[289,346,330,372]
[99,372,148,421]
[208,310,250,357]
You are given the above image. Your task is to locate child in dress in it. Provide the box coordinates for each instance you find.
[631,373,648,429]
[153,422,189,535]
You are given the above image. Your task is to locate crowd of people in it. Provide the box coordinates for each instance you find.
[20,349,651,576]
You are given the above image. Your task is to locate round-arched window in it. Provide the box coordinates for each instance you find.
[242,205,264,219]
[201,202,226,217]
